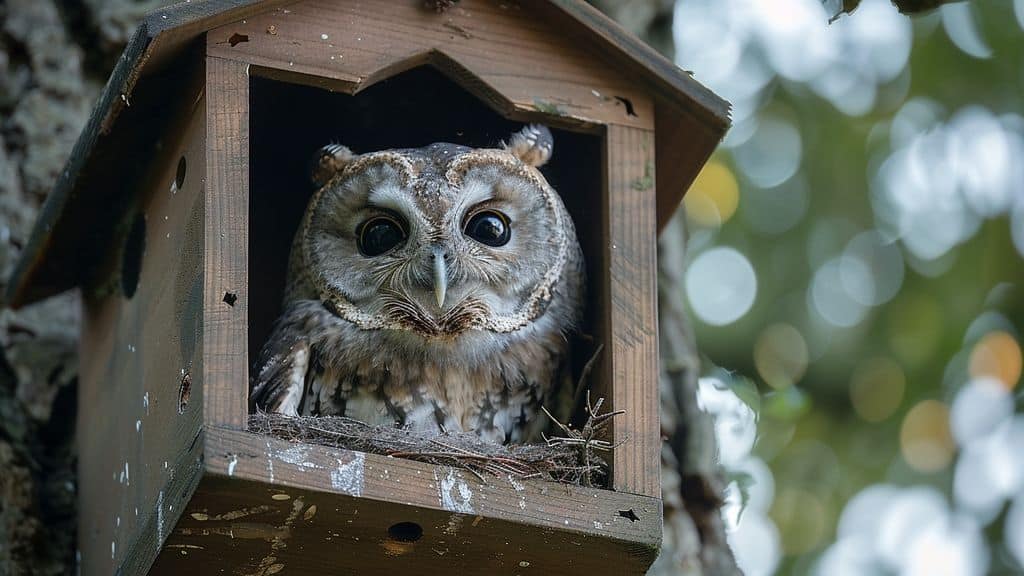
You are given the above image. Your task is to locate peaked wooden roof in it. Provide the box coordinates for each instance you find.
[6,0,729,308]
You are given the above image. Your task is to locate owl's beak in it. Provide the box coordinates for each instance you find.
[432,248,448,309]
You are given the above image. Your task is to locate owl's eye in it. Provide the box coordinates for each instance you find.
[356,214,407,256]
[464,210,511,247]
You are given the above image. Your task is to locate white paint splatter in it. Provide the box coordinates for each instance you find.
[277,445,317,469]
[437,469,474,514]
[266,441,275,483]
[156,491,165,552]
[330,453,365,497]
[227,455,238,477]
[508,475,525,492]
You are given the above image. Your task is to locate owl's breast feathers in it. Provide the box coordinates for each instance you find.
[250,299,570,443]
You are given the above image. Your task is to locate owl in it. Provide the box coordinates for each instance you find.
[250,125,585,444]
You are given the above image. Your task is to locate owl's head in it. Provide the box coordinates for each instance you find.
[292,125,582,345]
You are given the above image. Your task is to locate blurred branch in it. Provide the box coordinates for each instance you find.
[827,0,968,20]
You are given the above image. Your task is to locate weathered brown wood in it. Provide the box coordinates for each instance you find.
[9,0,729,309]
[655,99,724,230]
[78,72,207,575]
[204,56,250,429]
[148,426,661,574]
[599,125,661,497]
[206,0,654,130]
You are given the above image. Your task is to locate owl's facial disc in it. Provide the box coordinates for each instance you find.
[304,141,571,340]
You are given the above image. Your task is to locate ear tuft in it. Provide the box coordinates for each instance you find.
[311,143,355,186]
[505,124,553,168]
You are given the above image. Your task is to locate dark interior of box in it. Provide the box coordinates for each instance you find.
[249,67,604,425]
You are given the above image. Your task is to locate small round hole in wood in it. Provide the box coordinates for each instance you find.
[178,372,192,414]
[387,522,423,543]
[175,156,187,191]
[121,213,145,299]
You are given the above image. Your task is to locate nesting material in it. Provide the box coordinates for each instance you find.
[248,394,622,487]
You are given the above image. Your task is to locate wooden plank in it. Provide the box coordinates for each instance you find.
[78,76,206,576]
[4,30,188,308]
[204,56,250,429]
[203,426,661,542]
[600,125,660,497]
[148,427,662,574]
[153,474,659,575]
[206,0,654,130]
[654,99,725,230]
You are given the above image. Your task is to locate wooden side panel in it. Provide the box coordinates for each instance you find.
[78,84,206,575]
[206,0,653,130]
[149,427,661,574]
[600,126,660,497]
[655,99,726,230]
[204,56,250,429]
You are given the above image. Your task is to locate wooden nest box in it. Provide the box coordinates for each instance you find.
[6,0,728,574]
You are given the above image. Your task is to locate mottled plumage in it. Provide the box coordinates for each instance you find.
[250,125,584,444]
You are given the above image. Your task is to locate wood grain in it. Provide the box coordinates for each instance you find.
[204,56,250,429]
[9,0,729,308]
[77,69,206,576]
[655,99,725,230]
[600,125,661,497]
[207,0,654,130]
[148,426,661,574]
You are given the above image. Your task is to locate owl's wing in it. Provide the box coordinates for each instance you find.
[250,328,312,416]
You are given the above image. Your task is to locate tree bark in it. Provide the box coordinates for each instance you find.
[0,1,736,574]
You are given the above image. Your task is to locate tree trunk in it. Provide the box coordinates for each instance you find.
[0,1,736,574]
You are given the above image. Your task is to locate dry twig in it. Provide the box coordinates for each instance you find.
[248,404,621,486]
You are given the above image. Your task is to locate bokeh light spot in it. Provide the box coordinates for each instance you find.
[686,247,758,326]
[771,488,828,555]
[950,378,1013,446]
[900,400,955,473]
[734,117,803,188]
[809,258,868,328]
[850,357,905,423]
[968,331,1022,390]
[685,160,740,228]
[754,323,809,389]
